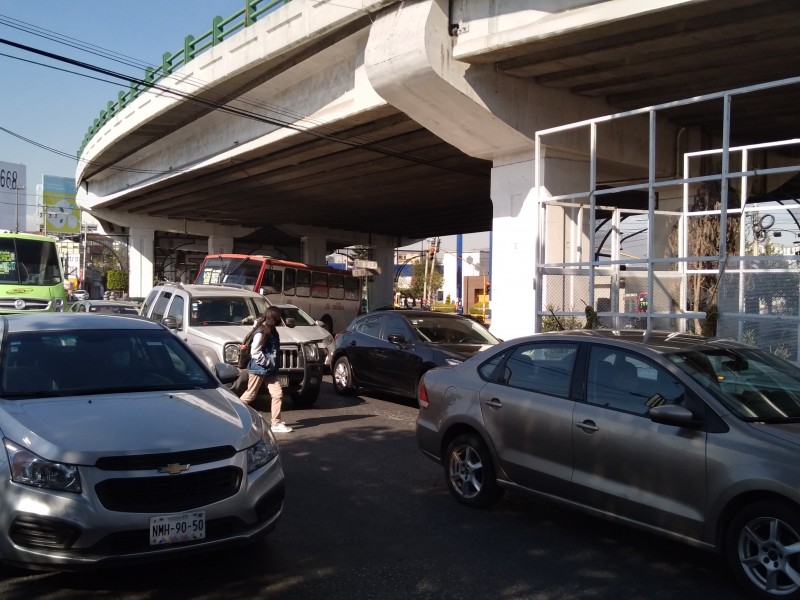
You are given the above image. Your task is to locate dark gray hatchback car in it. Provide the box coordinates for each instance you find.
[416,329,800,600]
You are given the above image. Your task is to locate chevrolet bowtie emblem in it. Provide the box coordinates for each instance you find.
[159,463,190,474]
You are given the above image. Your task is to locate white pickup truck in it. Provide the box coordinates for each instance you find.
[139,282,324,406]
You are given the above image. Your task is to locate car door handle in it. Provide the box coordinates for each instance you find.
[575,420,599,433]
[485,398,503,408]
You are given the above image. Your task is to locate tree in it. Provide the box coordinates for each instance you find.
[667,179,740,335]
[397,260,443,304]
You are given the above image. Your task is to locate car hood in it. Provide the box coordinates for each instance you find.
[286,325,331,344]
[750,422,800,446]
[0,388,262,465]
[189,324,307,345]
[189,324,251,345]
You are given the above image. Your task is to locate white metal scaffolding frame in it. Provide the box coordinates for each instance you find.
[534,75,800,358]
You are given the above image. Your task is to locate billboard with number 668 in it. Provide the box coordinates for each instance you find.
[0,161,27,232]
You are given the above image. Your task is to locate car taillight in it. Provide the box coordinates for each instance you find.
[418,381,429,408]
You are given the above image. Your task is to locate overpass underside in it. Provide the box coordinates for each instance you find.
[75,0,800,343]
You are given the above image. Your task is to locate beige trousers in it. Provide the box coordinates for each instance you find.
[240,373,284,426]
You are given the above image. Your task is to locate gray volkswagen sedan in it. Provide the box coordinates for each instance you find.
[416,329,800,600]
[0,313,284,570]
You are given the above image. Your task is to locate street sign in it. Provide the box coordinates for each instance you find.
[353,259,378,269]
[351,268,370,277]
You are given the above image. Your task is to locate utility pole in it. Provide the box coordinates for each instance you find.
[14,186,24,233]
[422,239,431,308]
[427,237,440,307]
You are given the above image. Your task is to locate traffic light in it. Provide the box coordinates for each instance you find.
[428,246,436,260]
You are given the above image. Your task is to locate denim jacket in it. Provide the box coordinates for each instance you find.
[248,327,281,376]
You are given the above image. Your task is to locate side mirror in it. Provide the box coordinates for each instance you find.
[161,316,179,330]
[388,334,408,346]
[284,317,296,328]
[214,362,240,384]
[648,404,701,428]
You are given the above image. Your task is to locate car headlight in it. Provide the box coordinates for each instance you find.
[246,421,279,473]
[223,342,240,365]
[302,342,319,362]
[54,297,65,312]
[322,334,334,345]
[4,439,81,493]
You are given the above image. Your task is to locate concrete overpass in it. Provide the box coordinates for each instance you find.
[76,0,800,341]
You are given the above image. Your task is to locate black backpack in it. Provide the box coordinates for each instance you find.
[237,327,258,368]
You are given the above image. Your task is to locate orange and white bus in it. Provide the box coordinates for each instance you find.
[195,254,362,333]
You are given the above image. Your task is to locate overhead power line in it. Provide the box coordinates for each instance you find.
[0,29,489,179]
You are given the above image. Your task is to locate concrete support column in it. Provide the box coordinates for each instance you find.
[488,157,537,341]
[366,246,395,312]
[208,235,233,255]
[301,237,327,266]
[129,226,155,299]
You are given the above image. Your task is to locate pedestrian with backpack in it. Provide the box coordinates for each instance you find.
[240,306,292,433]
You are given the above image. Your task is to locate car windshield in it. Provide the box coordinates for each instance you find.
[190,296,268,326]
[407,315,499,345]
[278,306,316,326]
[668,347,800,422]
[1,329,216,398]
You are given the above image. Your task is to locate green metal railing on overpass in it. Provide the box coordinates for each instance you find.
[78,0,291,159]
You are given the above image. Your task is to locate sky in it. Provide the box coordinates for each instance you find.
[0,0,261,225]
[0,0,490,251]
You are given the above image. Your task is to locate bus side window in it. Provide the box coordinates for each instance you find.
[263,269,283,295]
[329,274,344,300]
[344,276,360,301]
[296,269,311,297]
[284,268,296,296]
[311,271,328,298]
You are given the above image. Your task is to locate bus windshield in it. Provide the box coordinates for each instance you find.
[0,235,64,286]
[0,233,67,313]
[198,256,263,288]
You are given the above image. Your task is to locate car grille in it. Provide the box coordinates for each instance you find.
[94,467,242,513]
[95,446,236,471]
[279,346,303,371]
[0,297,53,311]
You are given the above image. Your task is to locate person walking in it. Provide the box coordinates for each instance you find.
[240,306,292,433]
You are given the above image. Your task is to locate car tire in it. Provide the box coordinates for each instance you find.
[725,499,800,600]
[444,433,503,508]
[332,357,355,395]
[291,384,320,408]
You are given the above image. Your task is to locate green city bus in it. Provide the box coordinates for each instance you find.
[0,232,67,313]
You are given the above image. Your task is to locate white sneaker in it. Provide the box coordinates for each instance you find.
[271,423,293,433]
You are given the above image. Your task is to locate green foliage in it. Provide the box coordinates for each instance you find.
[397,260,443,301]
[106,270,128,291]
[541,305,583,332]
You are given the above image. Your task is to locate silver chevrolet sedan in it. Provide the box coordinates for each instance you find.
[416,329,800,600]
[0,313,284,570]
